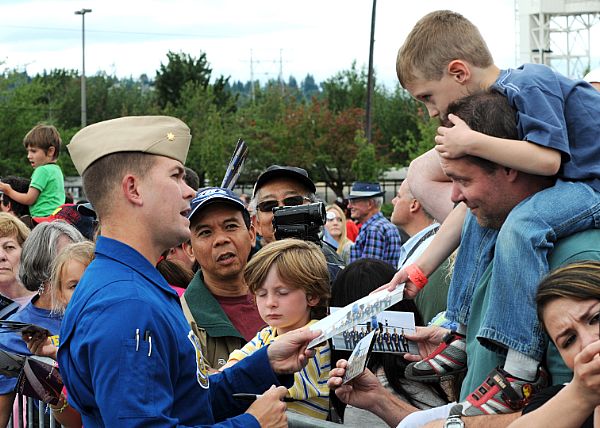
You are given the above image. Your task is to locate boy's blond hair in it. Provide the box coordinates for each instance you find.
[22,124,62,160]
[0,212,30,245]
[50,240,95,314]
[396,10,494,87]
[244,239,330,319]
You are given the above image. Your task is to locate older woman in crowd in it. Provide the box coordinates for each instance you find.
[0,221,84,427]
[0,213,35,312]
[508,260,600,428]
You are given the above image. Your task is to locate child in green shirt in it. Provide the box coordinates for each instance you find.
[0,124,65,217]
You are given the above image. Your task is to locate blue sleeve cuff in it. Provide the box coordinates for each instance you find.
[0,375,17,394]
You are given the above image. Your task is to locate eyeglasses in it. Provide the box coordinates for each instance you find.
[257,195,309,213]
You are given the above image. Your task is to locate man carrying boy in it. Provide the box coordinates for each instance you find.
[387,10,600,416]
[330,91,600,427]
[58,116,320,427]
[0,125,65,216]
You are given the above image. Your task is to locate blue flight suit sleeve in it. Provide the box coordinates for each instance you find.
[62,296,292,428]
[209,347,294,422]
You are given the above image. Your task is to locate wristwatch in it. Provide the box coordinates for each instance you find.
[443,414,465,428]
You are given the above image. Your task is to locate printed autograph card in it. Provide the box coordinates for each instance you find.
[307,284,404,349]
[330,308,419,355]
[343,330,376,384]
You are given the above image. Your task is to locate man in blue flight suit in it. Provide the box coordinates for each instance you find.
[58,116,320,427]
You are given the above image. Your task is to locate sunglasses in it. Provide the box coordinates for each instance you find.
[257,195,309,213]
[326,212,342,222]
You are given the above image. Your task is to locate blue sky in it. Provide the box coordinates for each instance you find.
[0,0,598,87]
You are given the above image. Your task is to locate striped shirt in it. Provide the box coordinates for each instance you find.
[228,320,331,419]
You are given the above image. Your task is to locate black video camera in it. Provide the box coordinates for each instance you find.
[272,202,326,244]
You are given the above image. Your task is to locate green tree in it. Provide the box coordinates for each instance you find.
[321,62,368,112]
[155,51,212,109]
[394,106,437,163]
[352,130,385,181]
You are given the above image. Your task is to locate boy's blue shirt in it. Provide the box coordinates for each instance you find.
[493,63,600,191]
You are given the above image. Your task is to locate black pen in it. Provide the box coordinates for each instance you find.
[232,393,296,402]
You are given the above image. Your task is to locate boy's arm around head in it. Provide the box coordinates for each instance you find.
[436,114,561,176]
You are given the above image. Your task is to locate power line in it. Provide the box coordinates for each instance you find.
[0,24,219,39]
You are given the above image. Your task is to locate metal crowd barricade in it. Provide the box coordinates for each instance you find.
[6,395,61,428]
[7,397,340,427]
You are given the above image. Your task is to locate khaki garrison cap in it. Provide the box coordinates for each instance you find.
[67,116,191,175]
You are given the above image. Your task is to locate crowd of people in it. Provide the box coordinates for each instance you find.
[1,8,600,428]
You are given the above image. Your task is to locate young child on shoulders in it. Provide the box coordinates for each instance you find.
[0,124,65,217]
[223,238,332,420]
[388,9,600,417]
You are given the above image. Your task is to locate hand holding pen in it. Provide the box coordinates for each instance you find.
[243,385,289,428]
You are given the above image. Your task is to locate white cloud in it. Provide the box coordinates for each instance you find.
[0,0,597,87]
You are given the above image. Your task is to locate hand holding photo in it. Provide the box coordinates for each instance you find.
[307,284,404,349]
[343,330,376,384]
[331,309,418,355]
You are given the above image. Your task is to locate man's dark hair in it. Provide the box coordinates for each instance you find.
[1,176,30,217]
[446,90,518,173]
[184,167,200,191]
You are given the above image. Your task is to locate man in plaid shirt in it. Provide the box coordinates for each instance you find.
[348,182,402,267]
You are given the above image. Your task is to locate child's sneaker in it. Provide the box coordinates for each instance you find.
[452,366,549,416]
[404,332,467,382]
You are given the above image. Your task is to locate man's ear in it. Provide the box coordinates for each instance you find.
[247,223,257,246]
[447,60,471,84]
[181,241,196,264]
[121,174,143,206]
[253,213,266,237]
[504,167,519,182]
[409,199,420,214]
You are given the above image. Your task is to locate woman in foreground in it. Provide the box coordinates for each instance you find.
[509,260,600,428]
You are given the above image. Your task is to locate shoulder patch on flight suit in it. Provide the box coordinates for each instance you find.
[188,330,210,389]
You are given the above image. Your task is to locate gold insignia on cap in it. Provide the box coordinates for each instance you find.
[166,132,175,141]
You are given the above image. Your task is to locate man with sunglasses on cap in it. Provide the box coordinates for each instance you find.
[58,117,321,427]
[250,165,344,276]
[348,182,402,267]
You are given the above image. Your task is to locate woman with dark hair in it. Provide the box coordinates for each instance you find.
[508,260,600,427]
[329,258,448,424]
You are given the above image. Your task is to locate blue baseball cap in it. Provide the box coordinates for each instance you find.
[188,187,248,222]
[347,182,385,200]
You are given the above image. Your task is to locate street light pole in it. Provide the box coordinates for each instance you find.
[75,8,92,127]
[365,0,376,144]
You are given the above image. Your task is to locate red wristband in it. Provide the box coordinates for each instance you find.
[405,264,428,290]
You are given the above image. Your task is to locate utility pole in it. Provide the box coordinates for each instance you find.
[365,0,377,144]
[75,8,92,127]
[250,49,255,103]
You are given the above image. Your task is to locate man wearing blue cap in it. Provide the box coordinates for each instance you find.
[182,187,266,371]
[348,182,402,267]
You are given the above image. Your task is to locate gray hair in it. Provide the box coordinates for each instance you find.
[19,221,85,292]
[372,196,384,209]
